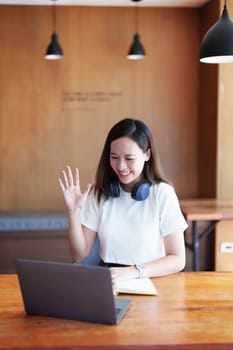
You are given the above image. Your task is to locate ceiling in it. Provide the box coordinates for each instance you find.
[0,0,211,8]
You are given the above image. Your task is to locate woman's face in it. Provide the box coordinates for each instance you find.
[110,136,150,191]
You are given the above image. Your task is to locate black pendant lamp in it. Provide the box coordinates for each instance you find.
[200,0,233,64]
[127,0,146,60]
[45,0,63,60]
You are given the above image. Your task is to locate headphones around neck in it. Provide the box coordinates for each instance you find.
[108,180,151,201]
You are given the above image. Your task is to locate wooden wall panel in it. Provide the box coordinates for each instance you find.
[217,61,233,198]
[199,0,218,198]
[0,5,200,210]
[215,0,233,272]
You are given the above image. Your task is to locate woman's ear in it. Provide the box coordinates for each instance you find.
[145,148,151,161]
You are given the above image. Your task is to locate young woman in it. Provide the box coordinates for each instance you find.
[59,118,188,284]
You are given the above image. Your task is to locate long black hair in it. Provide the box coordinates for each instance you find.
[94,118,169,203]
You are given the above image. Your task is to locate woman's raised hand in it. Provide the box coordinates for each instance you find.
[58,165,91,212]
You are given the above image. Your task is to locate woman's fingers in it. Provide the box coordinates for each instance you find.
[58,178,65,193]
[59,166,81,192]
[59,166,92,211]
[110,268,119,284]
[60,165,75,189]
[74,167,80,188]
[67,165,74,186]
[62,169,69,189]
[59,166,90,198]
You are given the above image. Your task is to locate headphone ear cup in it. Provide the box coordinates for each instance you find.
[108,180,120,198]
[132,182,151,201]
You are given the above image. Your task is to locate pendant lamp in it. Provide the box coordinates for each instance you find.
[200,0,233,64]
[127,0,146,60]
[45,0,63,60]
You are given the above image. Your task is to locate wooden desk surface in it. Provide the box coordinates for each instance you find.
[1,272,233,349]
[180,199,233,221]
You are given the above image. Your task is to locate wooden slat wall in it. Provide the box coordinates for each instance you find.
[215,0,233,271]
[199,0,218,198]
[217,2,233,201]
[0,5,200,210]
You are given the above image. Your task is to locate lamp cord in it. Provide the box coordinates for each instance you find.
[132,0,141,33]
[135,2,139,33]
[52,0,57,33]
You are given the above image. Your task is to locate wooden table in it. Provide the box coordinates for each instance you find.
[180,199,233,271]
[1,272,233,349]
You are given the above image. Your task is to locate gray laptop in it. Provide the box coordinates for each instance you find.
[16,259,132,325]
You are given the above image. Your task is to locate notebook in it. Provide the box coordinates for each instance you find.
[16,259,132,325]
[115,277,157,295]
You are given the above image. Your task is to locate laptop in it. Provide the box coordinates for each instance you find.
[16,259,132,325]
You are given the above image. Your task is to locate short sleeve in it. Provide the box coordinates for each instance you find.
[157,183,188,236]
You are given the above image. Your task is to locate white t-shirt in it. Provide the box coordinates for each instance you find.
[81,182,188,265]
